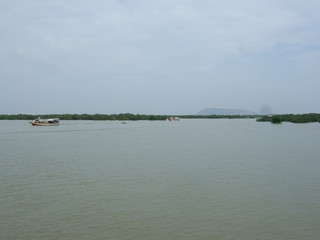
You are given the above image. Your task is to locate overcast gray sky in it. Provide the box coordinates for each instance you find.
[1,0,319,114]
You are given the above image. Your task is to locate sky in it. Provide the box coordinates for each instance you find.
[0,0,320,115]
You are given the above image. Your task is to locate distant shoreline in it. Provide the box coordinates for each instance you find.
[0,113,259,121]
[257,113,320,124]
[1,113,320,123]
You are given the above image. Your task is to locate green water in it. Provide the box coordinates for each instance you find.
[1,119,319,240]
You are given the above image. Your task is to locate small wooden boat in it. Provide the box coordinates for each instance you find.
[30,118,60,126]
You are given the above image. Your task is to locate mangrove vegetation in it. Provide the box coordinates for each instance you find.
[257,113,320,124]
[0,113,259,121]
[1,113,319,123]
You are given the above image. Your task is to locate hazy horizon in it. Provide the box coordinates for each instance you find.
[1,0,319,115]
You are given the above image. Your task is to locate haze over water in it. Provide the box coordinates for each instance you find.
[1,119,320,240]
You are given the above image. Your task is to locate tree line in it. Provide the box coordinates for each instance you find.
[3,113,319,123]
[257,113,320,124]
[178,115,260,119]
[0,113,259,121]
[0,113,168,121]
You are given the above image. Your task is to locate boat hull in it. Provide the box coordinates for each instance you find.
[30,122,59,126]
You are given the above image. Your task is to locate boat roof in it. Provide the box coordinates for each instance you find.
[35,118,59,121]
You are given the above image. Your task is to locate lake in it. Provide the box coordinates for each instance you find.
[1,119,319,240]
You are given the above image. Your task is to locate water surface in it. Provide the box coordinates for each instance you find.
[1,119,319,239]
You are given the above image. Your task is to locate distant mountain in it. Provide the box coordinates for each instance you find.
[197,108,257,115]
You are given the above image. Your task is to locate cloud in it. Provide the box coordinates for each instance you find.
[1,0,316,63]
[0,0,320,114]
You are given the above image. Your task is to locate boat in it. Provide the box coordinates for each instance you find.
[30,117,60,126]
[167,116,180,121]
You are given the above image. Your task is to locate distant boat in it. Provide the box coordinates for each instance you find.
[30,117,60,126]
[167,116,180,121]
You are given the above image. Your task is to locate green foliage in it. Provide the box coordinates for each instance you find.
[2,113,319,123]
[271,116,282,124]
[257,113,320,123]
[9,113,320,123]
[0,113,168,121]
[176,115,260,119]
[0,113,261,121]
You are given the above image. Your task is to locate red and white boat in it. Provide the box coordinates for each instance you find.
[30,118,60,126]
